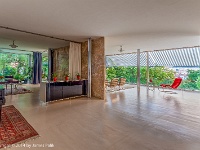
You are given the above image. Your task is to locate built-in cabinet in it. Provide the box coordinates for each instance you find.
[40,80,88,103]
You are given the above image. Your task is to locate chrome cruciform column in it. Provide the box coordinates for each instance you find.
[137,49,140,95]
[146,51,149,94]
[88,38,92,98]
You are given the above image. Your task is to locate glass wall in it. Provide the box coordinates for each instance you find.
[0,52,50,82]
[106,66,175,85]
[106,46,200,91]
[42,55,48,81]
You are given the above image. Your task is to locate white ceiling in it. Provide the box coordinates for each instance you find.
[0,29,69,52]
[0,0,200,53]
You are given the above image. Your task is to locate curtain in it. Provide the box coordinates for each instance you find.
[33,52,42,84]
[69,42,81,80]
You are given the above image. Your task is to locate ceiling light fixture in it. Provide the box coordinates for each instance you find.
[118,45,125,53]
[9,40,18,48]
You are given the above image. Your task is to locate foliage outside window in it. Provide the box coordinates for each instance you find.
[106,66,200,91]
[179,69,200,90]
[106,66,137,83]
[0,53,31,82]
[42,56,48,80]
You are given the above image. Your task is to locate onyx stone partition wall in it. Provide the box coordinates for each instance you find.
[40,80,88,102]
[52,46,70,80]
[81,37,105,100]
[50,37,105,100]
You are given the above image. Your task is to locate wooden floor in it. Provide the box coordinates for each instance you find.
[4,85,200,150]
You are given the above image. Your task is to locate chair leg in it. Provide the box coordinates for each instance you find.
[181,89,184,97]
[110,87,114,92]
[148,86,155,91]
[158,86,163,91]
[114,86,118,91]
[119,85,125,90]
[115,86,119,91]
[158,86,170,92]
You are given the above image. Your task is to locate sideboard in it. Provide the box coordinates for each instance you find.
[40,80,88,103]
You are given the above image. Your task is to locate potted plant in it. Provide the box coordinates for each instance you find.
[52,73,57,82]
[76,73,81,80]
[65,73,70,81]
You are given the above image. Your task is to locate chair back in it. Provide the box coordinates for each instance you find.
[171,78,182,89]
[119,78,126,86]
[110,78,119,88]
[105,80,109,87]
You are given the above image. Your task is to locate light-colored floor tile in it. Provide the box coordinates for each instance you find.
[3,85,200,150]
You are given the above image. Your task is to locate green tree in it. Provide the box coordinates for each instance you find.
[180,69,200,90]
[149,66,175,86]
[196,76,200,90]
[126,66,137,83]
[106,67,116,81]
[3,66,17,76]
[106,66,175,85]
[106,66,137,83]
[140,67,147,84]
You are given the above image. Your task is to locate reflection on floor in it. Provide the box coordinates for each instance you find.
[106,83,135,92]
[5,84,32,95]
[4,85,200,150]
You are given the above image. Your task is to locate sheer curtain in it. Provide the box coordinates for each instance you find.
[69,42,81,80]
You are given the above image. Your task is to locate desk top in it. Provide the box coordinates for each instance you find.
[0,80,7,84]
[0,79,19,84]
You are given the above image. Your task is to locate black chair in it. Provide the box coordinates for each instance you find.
[0,88,5,122]
[5,76,19,83]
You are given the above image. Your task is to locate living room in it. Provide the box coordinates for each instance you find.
[0,0,200,150]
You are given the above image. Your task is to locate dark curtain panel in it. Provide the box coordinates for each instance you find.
[48,48,54,82]
[33,52,42,84]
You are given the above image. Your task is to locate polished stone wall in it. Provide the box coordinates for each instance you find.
[52,38,105,99]
[81,41,88,79]
[81,37,105,100]
[91,37,105,99]
[53,46,69,80]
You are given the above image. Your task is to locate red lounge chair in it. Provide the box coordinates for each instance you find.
[159,77,182,92]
